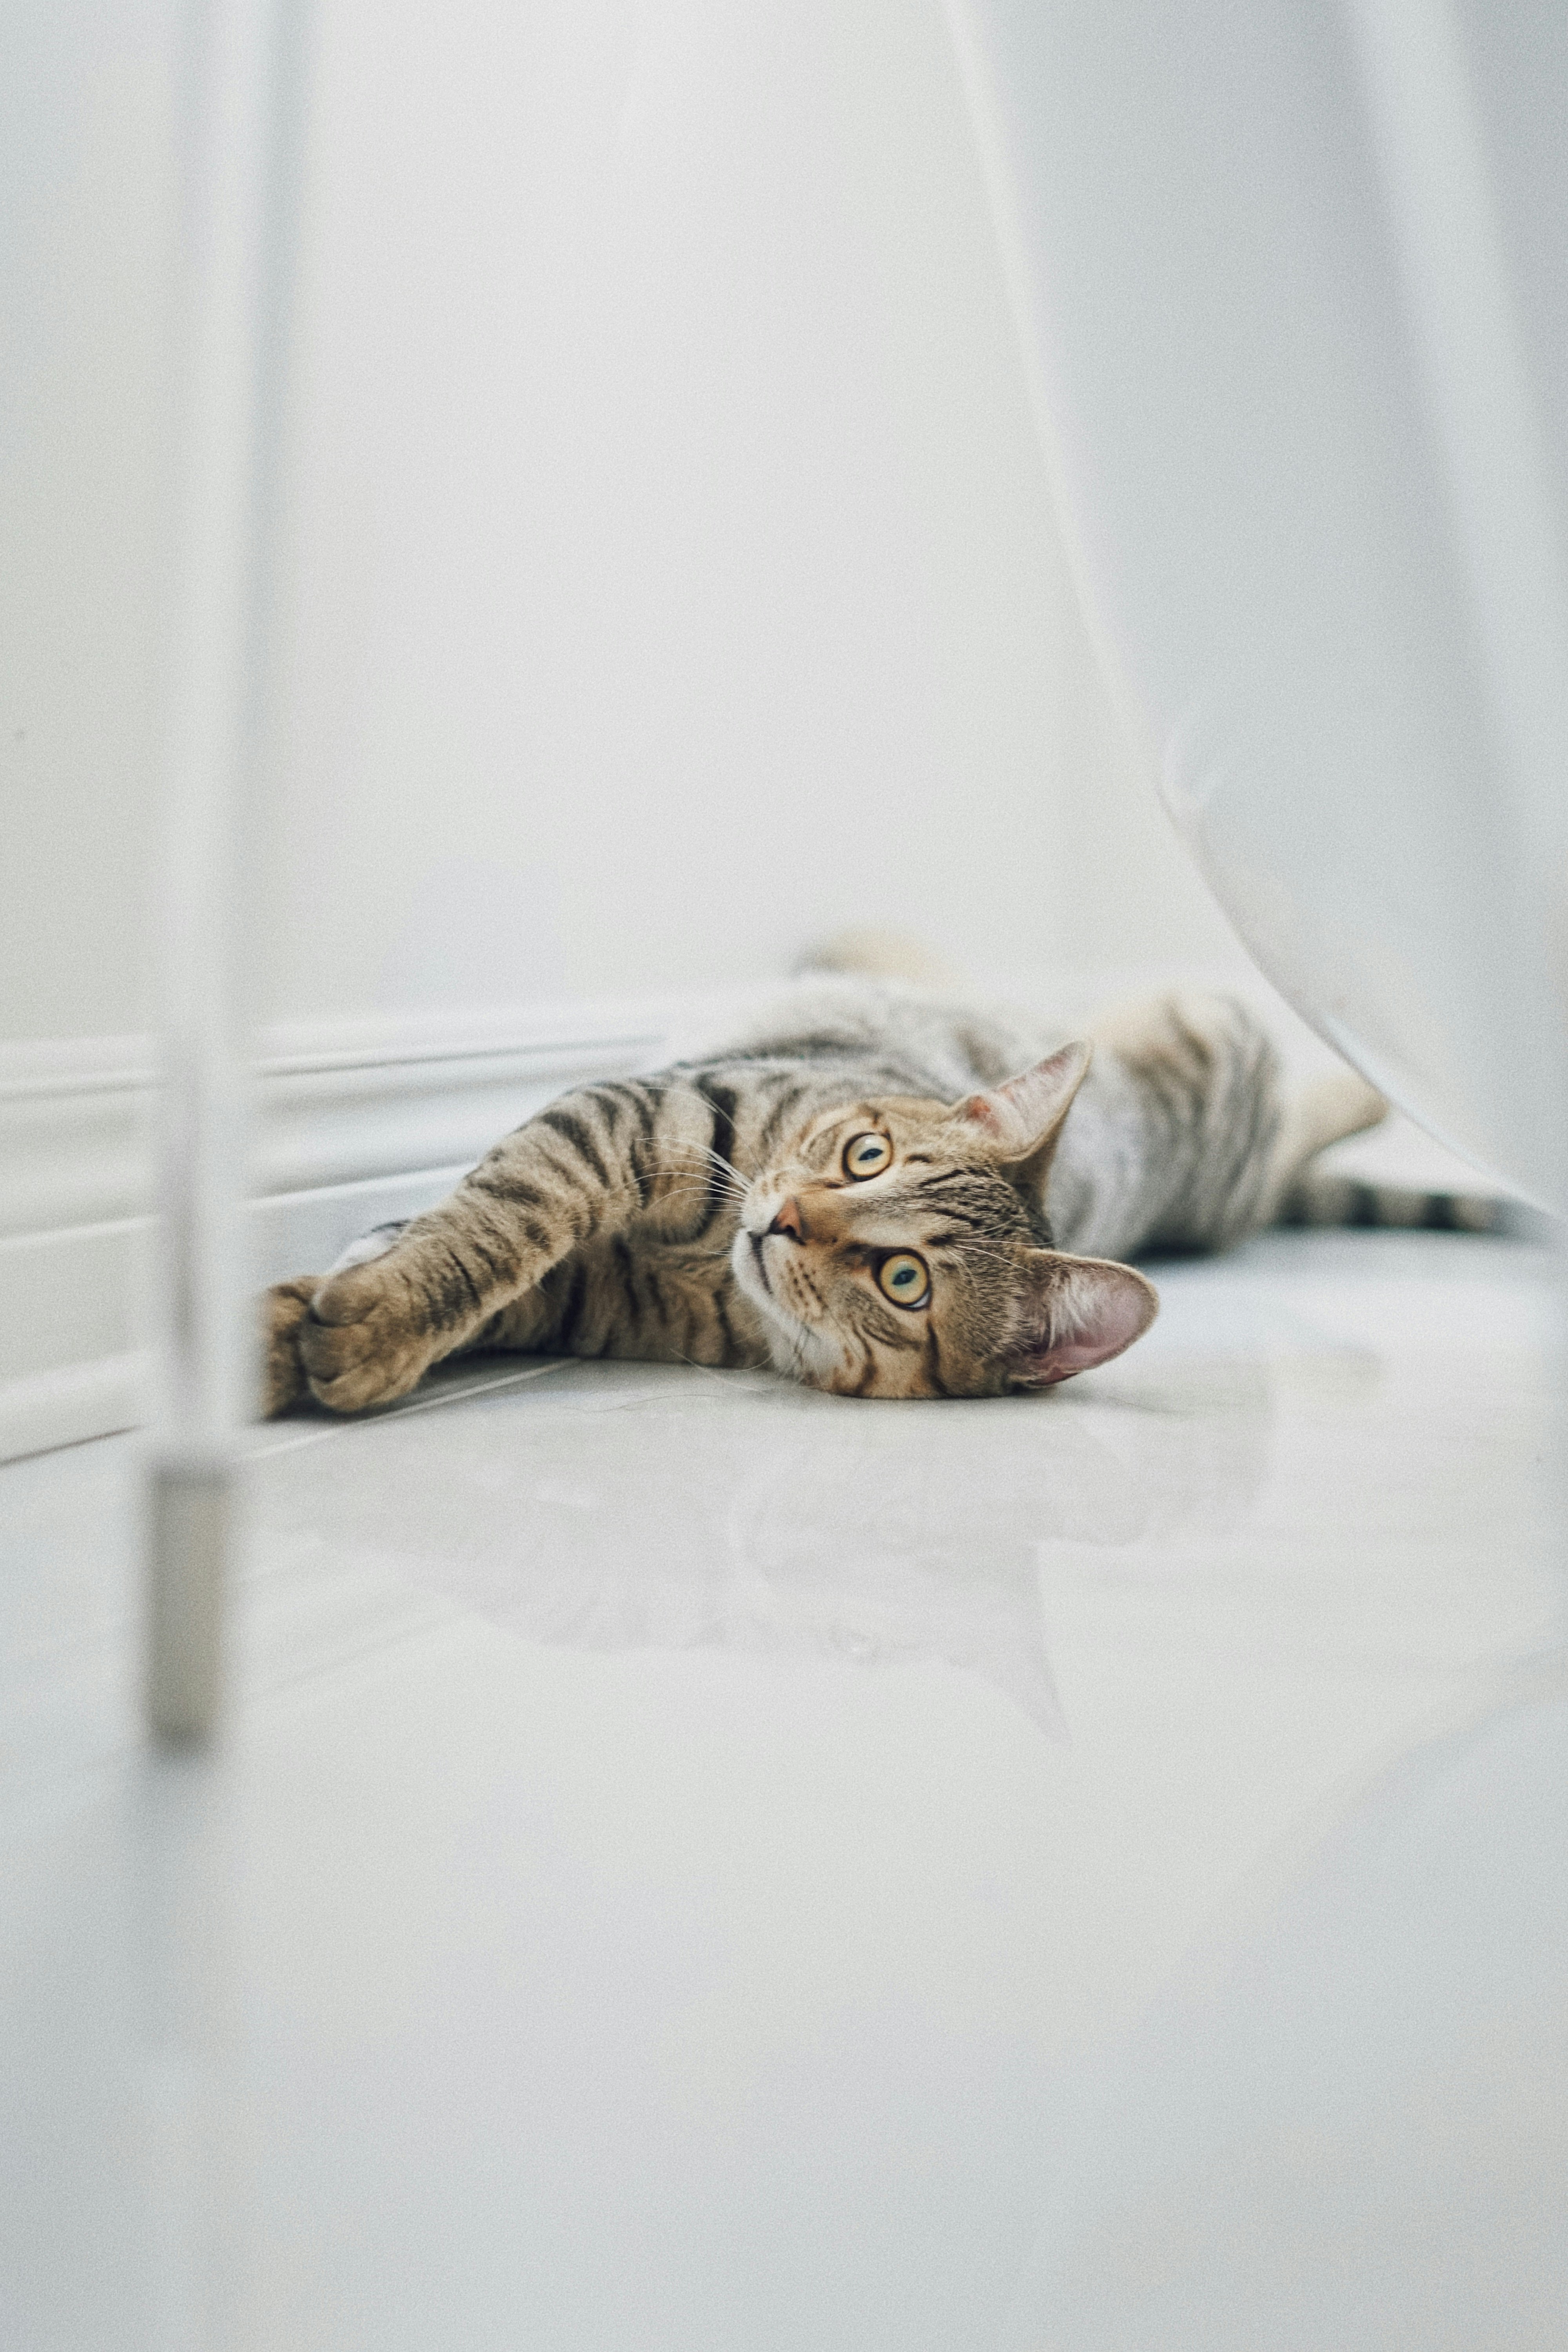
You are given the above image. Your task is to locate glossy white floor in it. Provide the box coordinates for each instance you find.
[4,1228,1566,2350]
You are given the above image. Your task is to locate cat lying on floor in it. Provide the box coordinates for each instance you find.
[261,949,1462,1411]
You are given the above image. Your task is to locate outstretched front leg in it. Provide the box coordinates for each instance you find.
[261,1276,320,1417]
[272,1077,720,1414]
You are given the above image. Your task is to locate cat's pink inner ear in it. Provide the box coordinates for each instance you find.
[953,1040,1093,1159]
[1007,1252,1158,1387]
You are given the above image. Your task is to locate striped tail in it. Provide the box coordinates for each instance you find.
[1277,1169,1510,1234]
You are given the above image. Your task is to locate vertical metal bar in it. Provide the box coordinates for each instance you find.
[147,0,293,1746]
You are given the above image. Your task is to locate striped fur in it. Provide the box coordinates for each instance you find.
[1278,1169,1506,1232]
[260,980,1425,1415]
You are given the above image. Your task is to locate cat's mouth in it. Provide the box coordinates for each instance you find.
[733,1230,864,1390]
[734,1230,818,1354]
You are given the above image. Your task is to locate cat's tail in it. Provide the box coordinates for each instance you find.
[793,926,963,986]
[1266,1066,1516,1234]
[1276,1167,1510,1234]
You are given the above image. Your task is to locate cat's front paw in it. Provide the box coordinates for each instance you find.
[299,1260,440,1413]
[261,1276,320,1417]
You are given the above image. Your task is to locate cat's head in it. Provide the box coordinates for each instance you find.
[730,1041,1158,1397]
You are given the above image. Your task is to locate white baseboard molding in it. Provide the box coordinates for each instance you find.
[0,1354,147,1465]
[0,986,780,1464]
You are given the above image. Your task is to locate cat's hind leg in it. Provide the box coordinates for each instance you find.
[1091,989,1387,1245]
[1261,1067,1386,1220]
[1088,988,1288,1249]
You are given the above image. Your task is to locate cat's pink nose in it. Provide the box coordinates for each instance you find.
[768,1196,806,1241]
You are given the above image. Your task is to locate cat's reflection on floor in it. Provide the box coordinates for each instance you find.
[250,1323,1377,1731]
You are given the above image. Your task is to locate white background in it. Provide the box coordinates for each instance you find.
[0,0,1242,1050]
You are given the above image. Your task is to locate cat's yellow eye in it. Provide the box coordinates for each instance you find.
[876,1251,930,1309]
[843,1132,892,1180]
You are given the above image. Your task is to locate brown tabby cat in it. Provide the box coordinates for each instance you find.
[261,976,1421,1415]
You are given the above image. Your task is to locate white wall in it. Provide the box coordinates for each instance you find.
[256,0,1240,1024]
[0,0,179,1045]
[1,0,1242,1053]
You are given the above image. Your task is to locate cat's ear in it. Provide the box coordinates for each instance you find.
[950,1040,1092,1165]
[1004,1249,1158,1387]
